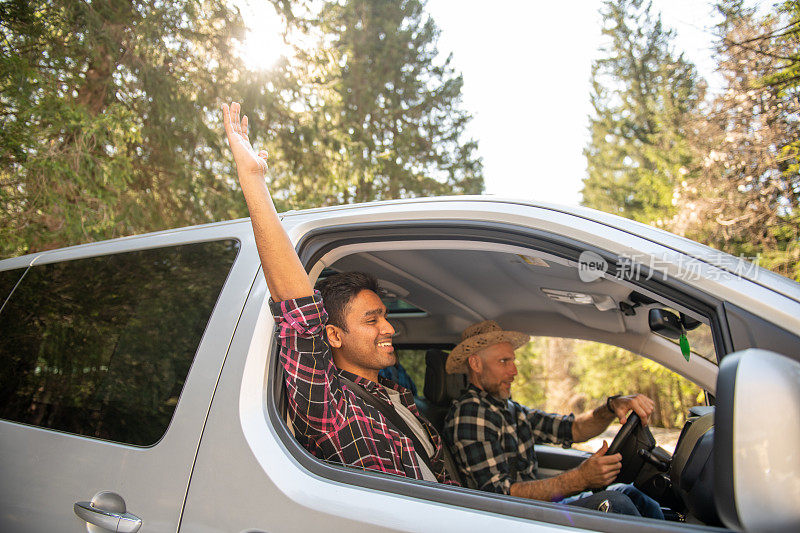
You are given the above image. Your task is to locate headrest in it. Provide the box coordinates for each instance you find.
[424,348,467,405]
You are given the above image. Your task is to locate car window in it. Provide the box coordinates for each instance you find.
[663,308,717,364]
[511,337,705,454]
[0,240,239,446]
[389,348,427,397]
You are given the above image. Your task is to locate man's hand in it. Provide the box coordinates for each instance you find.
[219,100,312,301]
[576,440,622,489]
[608,394,656,425]
[222,101,267,178]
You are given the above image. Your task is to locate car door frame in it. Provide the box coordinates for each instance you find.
[259,200,760,532]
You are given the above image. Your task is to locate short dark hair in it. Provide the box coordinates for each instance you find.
[317,271,383,330]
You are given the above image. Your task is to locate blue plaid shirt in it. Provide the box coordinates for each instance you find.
[444,384,574,494]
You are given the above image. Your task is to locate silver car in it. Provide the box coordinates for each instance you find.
[1,196,798,532]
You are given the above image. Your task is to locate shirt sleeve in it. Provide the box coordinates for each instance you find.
[445,400,514,495]
[517,402,574,448]
[270,291,346,434]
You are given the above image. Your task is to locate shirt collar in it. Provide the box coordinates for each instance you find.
[338,368,378,390]
[337,368,400,403]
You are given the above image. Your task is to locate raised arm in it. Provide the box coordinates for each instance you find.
[222,101,312,301]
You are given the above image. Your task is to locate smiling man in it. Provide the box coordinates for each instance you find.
[222,101,454,484]
[443,320,662,517]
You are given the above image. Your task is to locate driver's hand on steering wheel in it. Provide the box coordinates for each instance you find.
[608,394,656,426]
[576,440,622,489]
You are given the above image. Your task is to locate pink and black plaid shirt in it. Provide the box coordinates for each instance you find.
[270,291,456,484]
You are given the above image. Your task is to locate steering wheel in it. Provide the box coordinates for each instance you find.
[605,412,656,485]
[607,412,641,456]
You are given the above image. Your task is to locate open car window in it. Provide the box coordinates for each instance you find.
[268,221,738,531]
[512,337,706,454]
[320,241,722,391]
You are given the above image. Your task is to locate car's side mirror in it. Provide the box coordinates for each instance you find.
[715,349,800,532]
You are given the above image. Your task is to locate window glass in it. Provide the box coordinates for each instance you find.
[662,308,717,363]
[511,337,704,454]
[384,297,427,317]
[0,240,239,446]
[0,267,26,307]
[383,349,427,397]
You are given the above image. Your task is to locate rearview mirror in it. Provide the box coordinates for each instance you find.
[715,349,800,531]
[679,312,701,331]
[648,308,682,339]
[649,308,702,339]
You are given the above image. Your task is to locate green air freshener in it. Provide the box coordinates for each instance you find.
[680,333,690,361]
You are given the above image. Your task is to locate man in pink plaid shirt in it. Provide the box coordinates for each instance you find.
[223,102,456,484]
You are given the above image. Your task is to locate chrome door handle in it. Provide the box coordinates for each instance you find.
[74,501,142,533]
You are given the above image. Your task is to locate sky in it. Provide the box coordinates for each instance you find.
[237,0,768,207]
[424,0,732,206]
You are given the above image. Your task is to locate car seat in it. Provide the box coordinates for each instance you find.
[670,407,720,525]
[417,349,467,432]
[415,348,468,485]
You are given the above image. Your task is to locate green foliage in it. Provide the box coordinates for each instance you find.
[0,0,263,258]
[585,0,799,281]
[511,338,702,429]
[572,342,702,428]
[509,339,547,409]
[1,0,483,256]
[672,1,800,280]
[582,0,702,224]
[256,0,484,210]
[759,1,800,279]
[759,1,800,94]
[395,348,428,395]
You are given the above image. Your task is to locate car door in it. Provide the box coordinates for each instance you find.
[181,197,800,532]
[273,198,800,530]
[0,224,259,533]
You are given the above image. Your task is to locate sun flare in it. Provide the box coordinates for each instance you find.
[234,0,293,71]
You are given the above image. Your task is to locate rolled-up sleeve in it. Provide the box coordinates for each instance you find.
[522,404,574,448]
[270,291,346,433]
[270,291,328,340]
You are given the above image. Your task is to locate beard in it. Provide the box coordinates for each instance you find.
[478,376,512,400]
[335,332,397,371]
[351,346,397,371]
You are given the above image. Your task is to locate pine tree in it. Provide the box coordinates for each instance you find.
[254,0,484,210]
[673,1,800,280]
[760,0,800,94]
[582,0,702,224]
[0,0,279,258]
[1,0,483,257]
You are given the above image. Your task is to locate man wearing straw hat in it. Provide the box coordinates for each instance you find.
[443,320,663,518]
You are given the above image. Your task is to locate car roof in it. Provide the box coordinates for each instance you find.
[283,195,800,304]
[3,195,798,304]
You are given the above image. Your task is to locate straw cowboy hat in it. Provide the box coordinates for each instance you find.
[445,320,529,374]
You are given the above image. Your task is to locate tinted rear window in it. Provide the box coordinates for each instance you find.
[0,240,239,445]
